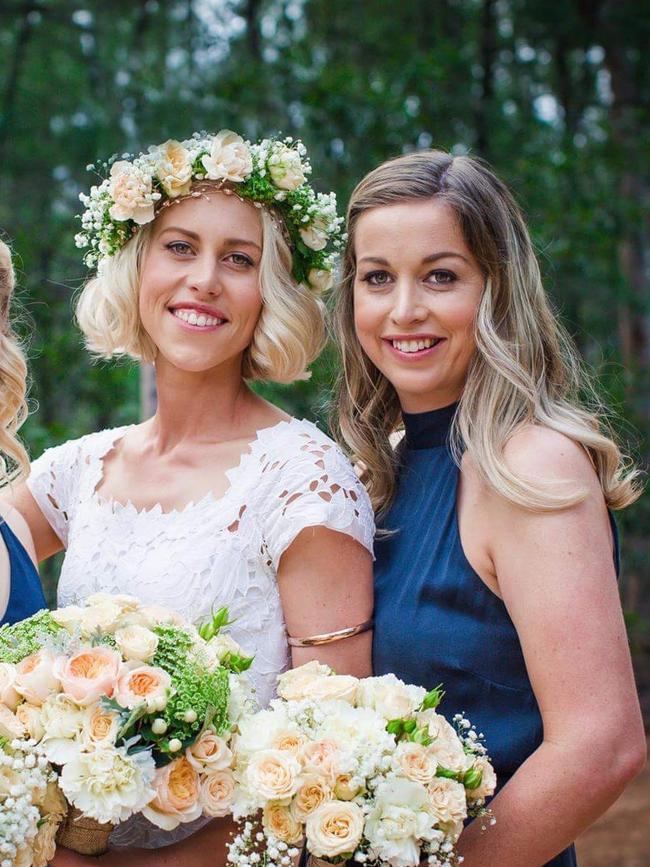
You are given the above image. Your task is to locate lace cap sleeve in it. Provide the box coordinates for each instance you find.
[261,422,375,571]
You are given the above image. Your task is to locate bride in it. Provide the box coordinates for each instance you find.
[3,131,374,865]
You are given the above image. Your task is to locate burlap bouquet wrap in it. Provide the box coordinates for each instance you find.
[55,805,114,856]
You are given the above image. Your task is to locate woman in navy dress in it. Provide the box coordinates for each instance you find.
[333,151,646,866]
[0,239,46,625]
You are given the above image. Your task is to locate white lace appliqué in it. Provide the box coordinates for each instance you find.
[27,418,374,849]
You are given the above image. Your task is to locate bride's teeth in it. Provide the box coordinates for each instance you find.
[197,314,207,326]
[173,309,225,327]
[392,338,436,353]
[188,312,198,325]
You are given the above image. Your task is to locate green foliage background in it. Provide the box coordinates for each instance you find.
[0,0,648,705]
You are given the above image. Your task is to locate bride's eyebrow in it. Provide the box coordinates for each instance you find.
[158,227,200,240]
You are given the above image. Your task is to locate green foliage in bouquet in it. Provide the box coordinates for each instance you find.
[0,609,62,663]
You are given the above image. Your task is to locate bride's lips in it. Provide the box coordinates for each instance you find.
[167,302,229,333]
[383,334,446,360]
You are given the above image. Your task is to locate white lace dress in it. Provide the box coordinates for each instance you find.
[27,417,374,849]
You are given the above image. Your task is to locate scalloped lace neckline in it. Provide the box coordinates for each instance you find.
[90,417,305,517]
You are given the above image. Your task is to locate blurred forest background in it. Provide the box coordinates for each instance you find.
[0,0,648,715]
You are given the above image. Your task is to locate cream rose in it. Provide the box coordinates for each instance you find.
[114,664,171,711]
[186,730,232,773]
[393,741,438,784]
[272,728,307,754]
[301,674,359,705]
[333,773,361,801]
[268,145,306,191]
[264,802,304,844]
[306,800,364,858]
[299,217,329,252]
[299,740,343,784]
[0,703,25,738]
[155,140,193,198]
[14,650,61,706]
[428,733,469,775]
[427,778,468,826]
[357,673,425,721]
[0,661,20,710]
[203,633,243,669]
[199,769,235,818]
[143,756,202,831]
[466,755,497,802]
[138,603,185,628]
[107,162,155,225]
[83,706,120,746]
[307,268,334,293]
[291,775,332,820]
[15,701,44,741]
[246,748,301,801]
[85,592,141,612]
[50,604,86,632]
[56,646,122,706]
[276,660,332,701]
[114,624,159,663]
[79,599,123,634]
[202,130,253,183]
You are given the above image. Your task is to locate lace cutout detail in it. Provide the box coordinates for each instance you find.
[26,418,374,850]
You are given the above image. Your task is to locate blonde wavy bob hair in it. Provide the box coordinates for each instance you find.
[333,150,641,516]
[0,240,29,484]
[76,189,325,383]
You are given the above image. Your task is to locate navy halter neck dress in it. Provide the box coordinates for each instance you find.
[0,519,46,626]
[373,403,618,867]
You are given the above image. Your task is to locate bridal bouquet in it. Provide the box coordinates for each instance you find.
[0,596,254,858]
[229,662,496,867]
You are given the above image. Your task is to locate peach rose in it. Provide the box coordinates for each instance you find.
[143,757,202,831]
[393,741,438,785]
[56,646,122,706]
[83,705,120,746]
[200,769,236,818]
[246,749,302,801]
[427,778,468,826]
[15,702,44,741]
[0,661,20,710]
[114,664,171,711]
[186,730,232,773]
[264,803,304,844]
[14,650,61,706]
[306,800,364,858]
[299,740,343,784]
[291,775,332,820]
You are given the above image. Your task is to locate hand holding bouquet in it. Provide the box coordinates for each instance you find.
[0,596,255,859]
[229,662,496,867]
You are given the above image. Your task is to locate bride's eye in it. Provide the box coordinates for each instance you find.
[363,270,392,287]
[166,241,193,256]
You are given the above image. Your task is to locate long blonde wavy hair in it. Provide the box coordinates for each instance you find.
[333,150,641,516]
[0,240,29,485]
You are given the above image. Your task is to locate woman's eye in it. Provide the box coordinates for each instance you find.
[363,270,392,287]
[428,269,455,286]
[167,241,193,255]
[227,252,254,266]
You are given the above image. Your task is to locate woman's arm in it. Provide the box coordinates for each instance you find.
[0,483,63,561]
[278,526,374,676]
[457,427,646,867]
[0,502,38,618]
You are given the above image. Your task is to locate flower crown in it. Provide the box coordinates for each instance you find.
[75,130,344,292]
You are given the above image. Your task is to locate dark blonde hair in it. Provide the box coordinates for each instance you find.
[333,150,641,516]
[0,240,29,483]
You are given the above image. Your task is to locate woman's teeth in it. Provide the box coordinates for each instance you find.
[391,338,439,353]
[173,309,224,327]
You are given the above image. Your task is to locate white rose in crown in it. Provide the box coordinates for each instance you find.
[108,161,155,224]
[202,130,253,183]
[154,139,193,198]
[268,145,306,191]
[365,778,440,867]
[357,673,426,721]
[306,799,365,858]
[276,660,333,701]
[308,268,334,293]
[299,215,330,251]
[114,624,159,662]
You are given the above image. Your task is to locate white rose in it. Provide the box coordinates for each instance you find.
[306,800,364,858]
[307,268,334,293]
[299,217,329,251]
[114,624,159,662]
[154,139,193,198]
[79,599,123,634]
[393,741,438,784]
[200,769,236,818]
[204,633,243,667]
[365,778,439,867]
[268,145,306,191]
[264,803,304,844]
[301,674,359,705]
[466,755,497,802]
[50,604,85,633]
[138,603,185,628]
[276,660,332,701]
[357,674,426,721]
[0,661,20,710]
[427,777,468,827]
[246,748,301,801]
[108,161,155,224]
[202,130,253,183]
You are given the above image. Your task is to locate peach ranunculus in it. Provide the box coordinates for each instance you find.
[246,749,302,801]
[186,730,232,773]
[56,646,122,706]
[114,665,171,711]
[263,803,304,844]
[291,774,332,821]
[199,769,236,818]
[14,650,61,706]
[142,757,202,831]
[154,140,193,198]
[0,661,20,710]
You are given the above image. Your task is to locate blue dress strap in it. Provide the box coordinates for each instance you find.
[0,519,46,626]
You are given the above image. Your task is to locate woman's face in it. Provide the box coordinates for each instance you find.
[139,190,263,375]
[353,198,484,413]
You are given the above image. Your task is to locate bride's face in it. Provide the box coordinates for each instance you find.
[353,197,484,412]
[139,191,264,375]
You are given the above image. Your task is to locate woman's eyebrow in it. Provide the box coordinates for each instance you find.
[157,227,262,252]
[358,251,469,266]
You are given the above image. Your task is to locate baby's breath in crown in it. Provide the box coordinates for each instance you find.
[75,130,345,292]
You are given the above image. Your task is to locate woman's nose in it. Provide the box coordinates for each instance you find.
[188,258,222,296]
[390,282,428,325]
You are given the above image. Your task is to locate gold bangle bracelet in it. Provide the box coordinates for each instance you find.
[287,618,374,647]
